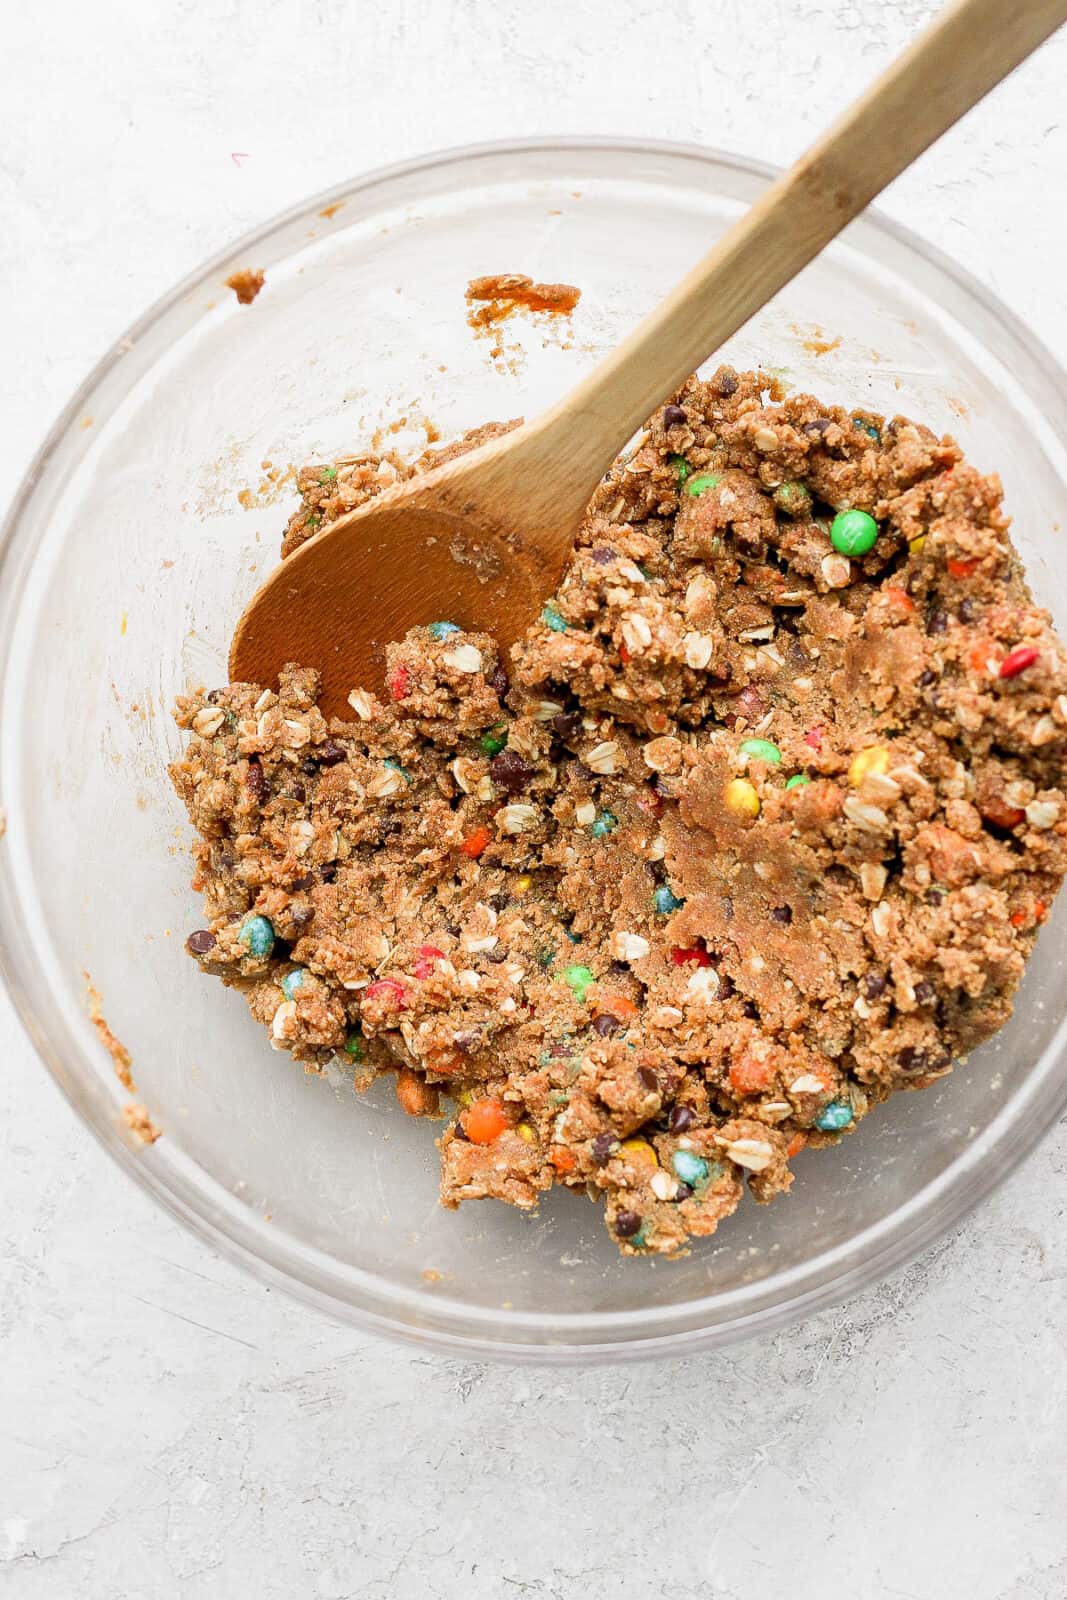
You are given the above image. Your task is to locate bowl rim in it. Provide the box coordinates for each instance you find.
[3,134,1067,1364]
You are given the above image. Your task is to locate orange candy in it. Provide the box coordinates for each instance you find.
[464,1097,509,1144]
[729,1052,777,1097]
[549,1146,577,1174]
[947,557,980,579]
[882,585,915,613]
[602,994,639,1022]
[460,825,492,858]
[786,1132,807,1160]
[968,639,1000,675]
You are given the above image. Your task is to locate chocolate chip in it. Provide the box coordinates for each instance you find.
[285,782,306,803]
[452,1030,480,1053]
[290,904,314,928]
[913,980,936,1005]
[668,1103,693,1134]
[592,1013,621,1038]
[663,404,687,428]
[552,711,581,741]
[590,546,617,565]
[897,1047,926,1073]
[318,740,346,767]
[741,1000,759,1019]
[958,599,978,623]
[186,929,215,955]
[718,974,735,1000]
[290,874,314,891]
[484,948,506,963]
[301,757,318,775]
[614,1209,642,1238]
[609,960,629,976]
[716,369,739,398]
[319,863,338,884]
[776,609,800,635]
[591,1132,618,1165]
[925,887,946,905]
[488,892,510,912]
[919,668,938,687]
[490,666,509,699]
[771,905,793,925]
[863,971,887,1000]
[245,760,269,801]
[926,611,949,636]
[638,1066,659,1092]
[674,1183,694,1201]
[453,1121,471,1142]
[490,749,533,794]
[803,416,833,439]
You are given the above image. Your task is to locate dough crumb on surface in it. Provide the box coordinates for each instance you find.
[123,1102,162,1145]
[225,267,265,305]
[170,368,1067,1256]
[85,971,135,1092]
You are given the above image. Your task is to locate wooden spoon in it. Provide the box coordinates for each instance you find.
[231,0,1067,715]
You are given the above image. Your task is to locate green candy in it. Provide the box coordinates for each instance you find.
[480,725,508,757]
[830,509,878,556]
[785,773,812,790]
[383,756,412,783]
[685,472,722,498]
[669,454,691,485]
[561,964,596,1001]
[739,737,782,764]
[319,466,338,483]
[773,481,813,519]
[344,1031,364,1061]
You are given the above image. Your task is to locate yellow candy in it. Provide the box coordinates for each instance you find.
[455,1087,473,1108]
[848,746,890,788]
[514,874,533,896]
[909,535,926,555]
[724,777,761,819]
[619,1137,659,1168]
[516,1121,536,1142]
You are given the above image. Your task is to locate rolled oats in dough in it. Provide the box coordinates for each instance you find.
[170,368,1067,1256]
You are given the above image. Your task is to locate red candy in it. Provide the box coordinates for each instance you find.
[414,945,445,980]
[387,665,411,699]
[619,643,631,665]
[998,645,1040,680]
[804,725,824,751]
[364,978,407,1009]
[946,557,980,579]
[670,946,712,967]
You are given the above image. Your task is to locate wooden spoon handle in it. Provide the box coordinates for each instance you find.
[509,0,1067,534]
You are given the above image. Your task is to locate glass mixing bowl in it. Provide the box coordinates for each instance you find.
[2,140,1066,1362]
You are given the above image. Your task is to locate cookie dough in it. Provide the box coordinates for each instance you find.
[170,367,1067,1255]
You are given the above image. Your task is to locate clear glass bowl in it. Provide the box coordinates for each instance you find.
[2,140,1066,1362]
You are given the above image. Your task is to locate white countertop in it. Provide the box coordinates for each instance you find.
[3,2,1067,1595]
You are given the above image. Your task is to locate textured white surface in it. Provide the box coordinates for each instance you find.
[3,1,1067,1594]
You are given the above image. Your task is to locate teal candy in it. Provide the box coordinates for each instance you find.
[281,968,306,1000]
[238,915,274,958]
[814,1098,854,1132]
[672,1149,710,1187]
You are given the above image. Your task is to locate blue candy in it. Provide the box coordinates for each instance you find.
[428,620,461,641]
[591,810,617,838]
[541,602,568,633]
[672,1149,710,1188]
[814,1098,854,1132]
[653,885,685,915]
[238,914,274,958]
[281,968,306,1000]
